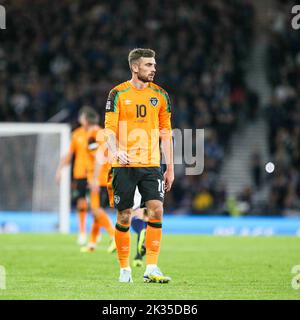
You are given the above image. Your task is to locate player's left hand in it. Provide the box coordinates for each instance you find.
[164,169,174,192]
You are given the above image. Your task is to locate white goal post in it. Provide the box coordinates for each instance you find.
[0,123,71,233]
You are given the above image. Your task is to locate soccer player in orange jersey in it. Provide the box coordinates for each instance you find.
[103,48,174,283]
[80,126,116,253]
[56,106,98,245]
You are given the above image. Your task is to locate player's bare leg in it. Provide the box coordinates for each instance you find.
[115,208,133,282]
[143,200,171,283]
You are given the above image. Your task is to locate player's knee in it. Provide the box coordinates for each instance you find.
[77,198,88,211]
[148,204,163,220]
[118,209,132,225]
[91,208,99,218]
[92,208,106,219]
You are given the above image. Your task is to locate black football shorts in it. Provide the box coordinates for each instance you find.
[112,167,164,211]
[74,178,88,200]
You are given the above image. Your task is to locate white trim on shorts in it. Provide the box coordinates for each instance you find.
[132,187,142,211]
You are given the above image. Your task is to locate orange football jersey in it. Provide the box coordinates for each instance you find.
[86,127,110,187]
[69,126,89,179]
[104,81,172,167]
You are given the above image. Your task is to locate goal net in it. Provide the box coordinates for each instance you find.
[0,123,71,233]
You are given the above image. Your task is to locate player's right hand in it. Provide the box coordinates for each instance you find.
[115,150,130,165]
[164,169,174,192]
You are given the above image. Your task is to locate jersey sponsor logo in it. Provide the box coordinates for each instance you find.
[150,97,158,107]
[114,195,120,205]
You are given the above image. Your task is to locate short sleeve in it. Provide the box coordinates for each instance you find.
[104,89,120,135]
[159,91,172,140]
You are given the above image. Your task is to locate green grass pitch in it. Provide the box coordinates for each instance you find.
[0,234,300,300]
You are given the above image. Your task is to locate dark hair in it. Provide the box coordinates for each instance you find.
[128,48,155,69]
[78,106,99,125]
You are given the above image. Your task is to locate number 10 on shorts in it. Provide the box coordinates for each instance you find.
[158,179,165,198]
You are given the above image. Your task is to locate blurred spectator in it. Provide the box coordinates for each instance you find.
[237,186,253,215]
[250,149,263,189]
[265,0,300,215]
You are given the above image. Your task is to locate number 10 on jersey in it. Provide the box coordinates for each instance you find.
[136,104,147,118]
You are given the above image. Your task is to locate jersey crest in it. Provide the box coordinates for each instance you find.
[150,97,158,107]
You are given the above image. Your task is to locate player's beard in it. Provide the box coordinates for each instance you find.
[137,72,154,83]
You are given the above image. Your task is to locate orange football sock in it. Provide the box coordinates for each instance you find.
[90,220,100,245]
[115,222,131,268]
[145,219,162,265]
[96,209,115,238]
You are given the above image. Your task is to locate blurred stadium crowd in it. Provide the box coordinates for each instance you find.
[265,0,300,215]
[2,0,297,215]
